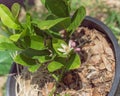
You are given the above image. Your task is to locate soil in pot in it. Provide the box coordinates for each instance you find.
[15,27,115,96]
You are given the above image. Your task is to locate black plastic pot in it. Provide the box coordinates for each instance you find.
[6,16,120,96]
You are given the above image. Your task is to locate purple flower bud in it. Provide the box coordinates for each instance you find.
[74,48,81,53]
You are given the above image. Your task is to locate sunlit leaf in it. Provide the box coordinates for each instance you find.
[47,61,64,72]
[9,34,21,42]
[0,4,20,29]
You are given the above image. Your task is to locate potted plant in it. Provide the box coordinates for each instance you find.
[0,0,120,96]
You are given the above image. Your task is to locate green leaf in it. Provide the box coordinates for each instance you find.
[11,3,20,19]
[9,28,29,42]
[0,42,21,51]
[0,4,20,29]
[14,54,39,66]
[66,54,81,70]
[30,35,45,50]
[0,35,11,43]
[22,48,50,57]
[24,36,31,48]
[0,35,20,51]
[44,0,69,17]
[67,6,86,33]
[51,17,71,31]
[9,34,21,42]
[47,61,64,72]
[26,13,31,31]
[33,17,70,30]
[28,64,41,72]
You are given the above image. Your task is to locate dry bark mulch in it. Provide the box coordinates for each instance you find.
[15,27,115,96]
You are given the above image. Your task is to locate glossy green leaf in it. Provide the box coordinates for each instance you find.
[11,3,20,19]
[44,0,69,17]
[67,6,86,32]
[14,54,39,66]
[33,17,69,30]
[0,4,20,29]
[66,54,81,70]
[47,61,64,72]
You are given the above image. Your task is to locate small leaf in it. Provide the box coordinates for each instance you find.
[11,3,20,19]
[0,4,20,29]
[28,64,41,72]
[14,54,39,66]
[47,61,64,72]
[9,34,21,42]
[67,6,86,33]
[66,54,81,70]
[44,0,69,17]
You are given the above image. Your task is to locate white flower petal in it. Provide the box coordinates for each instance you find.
[57,48,66,53]
[61,43,67,49]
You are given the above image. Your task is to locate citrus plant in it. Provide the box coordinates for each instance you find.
[0,0,86,81]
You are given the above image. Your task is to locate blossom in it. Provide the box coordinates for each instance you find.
[57,40,80,55]
[57,43,73,55]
